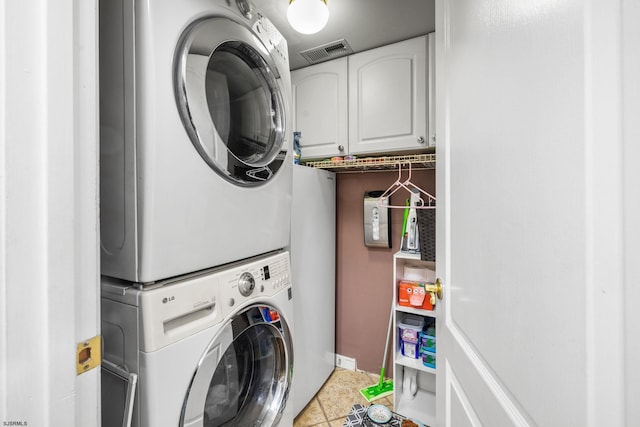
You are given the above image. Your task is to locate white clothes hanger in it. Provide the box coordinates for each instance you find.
[377,162,436,209]
[246,165,273,181]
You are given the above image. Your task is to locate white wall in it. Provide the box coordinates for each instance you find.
[0,1,100,425]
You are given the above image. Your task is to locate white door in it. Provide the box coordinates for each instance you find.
[435,1,638,426]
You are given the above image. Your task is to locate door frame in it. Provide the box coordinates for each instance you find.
[0,0,100,425]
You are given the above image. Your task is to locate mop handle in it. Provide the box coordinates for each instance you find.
[378,305,394,387]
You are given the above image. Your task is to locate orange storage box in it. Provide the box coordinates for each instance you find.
[398,281,434,311]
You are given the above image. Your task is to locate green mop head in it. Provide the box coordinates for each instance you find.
[359,367,394,402]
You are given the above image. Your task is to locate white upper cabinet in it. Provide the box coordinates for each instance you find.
[349,35,431,155]
[290,34,434,160]
[291,57,348,160]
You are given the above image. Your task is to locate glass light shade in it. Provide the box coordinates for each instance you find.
[287,0,329,35]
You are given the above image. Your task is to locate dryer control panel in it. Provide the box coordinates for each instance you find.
[253,15,289,65]
[218,251,292,318]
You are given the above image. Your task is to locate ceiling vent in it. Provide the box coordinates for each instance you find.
[300,39,354,65]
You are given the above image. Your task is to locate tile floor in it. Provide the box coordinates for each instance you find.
[293,368,394,427]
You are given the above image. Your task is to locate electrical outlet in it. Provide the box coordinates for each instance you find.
[335,354,357,371]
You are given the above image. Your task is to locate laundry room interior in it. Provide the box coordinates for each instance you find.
[2,1,638,427]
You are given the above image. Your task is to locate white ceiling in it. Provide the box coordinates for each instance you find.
[252,0,436,70]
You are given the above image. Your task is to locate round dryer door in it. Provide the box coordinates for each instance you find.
[180,304,293,427]
[175,17,288,186]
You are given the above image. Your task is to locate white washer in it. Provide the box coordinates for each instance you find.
[101,251,295,427]
[99,0,293,284]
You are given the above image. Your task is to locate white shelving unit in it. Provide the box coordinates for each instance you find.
[392,251,437,426]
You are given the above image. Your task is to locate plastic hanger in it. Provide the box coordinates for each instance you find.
[377,162,436,209]
[246,166,273,181]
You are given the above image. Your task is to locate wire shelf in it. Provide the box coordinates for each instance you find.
[303,153,436,173]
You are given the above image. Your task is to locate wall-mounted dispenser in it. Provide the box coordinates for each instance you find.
[363,191,391,248]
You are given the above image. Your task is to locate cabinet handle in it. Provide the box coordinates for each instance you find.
[431,134,436,143]
[338,145,344,152]
[417,136,425,144]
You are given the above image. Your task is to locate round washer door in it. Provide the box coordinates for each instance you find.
[180,304,293,427]
[174,17,288,186]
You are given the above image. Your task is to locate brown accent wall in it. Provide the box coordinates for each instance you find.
[335,169,435,373]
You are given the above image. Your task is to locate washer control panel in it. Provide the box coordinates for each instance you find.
[138,272,223,352]
[218,251,291,318]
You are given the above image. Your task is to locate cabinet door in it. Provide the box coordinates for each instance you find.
[349,36,428,155]
[291,58,348,159]
[427,33,436,147]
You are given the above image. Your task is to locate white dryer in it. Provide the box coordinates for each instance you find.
[101,250,294,427]
[99,0,293,284]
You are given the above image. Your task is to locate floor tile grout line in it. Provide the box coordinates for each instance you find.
[315,393,331,424]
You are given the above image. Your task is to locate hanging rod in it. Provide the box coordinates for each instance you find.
[303,153,436,173]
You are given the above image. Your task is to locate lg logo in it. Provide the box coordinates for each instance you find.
[162,296,175,304]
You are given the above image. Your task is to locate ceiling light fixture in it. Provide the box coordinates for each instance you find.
[287,0,329,35]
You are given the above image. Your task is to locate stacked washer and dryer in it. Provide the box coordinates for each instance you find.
[98,0,295,426]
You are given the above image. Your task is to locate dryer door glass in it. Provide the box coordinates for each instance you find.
[175,18,288,186]
[180,305,293,427]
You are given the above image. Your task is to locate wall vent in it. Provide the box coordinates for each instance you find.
[300,39,354,65]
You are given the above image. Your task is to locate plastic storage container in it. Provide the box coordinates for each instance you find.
[398,315,425,343]
[401,340,420,359]
[420,332,436,352]
[421,350,436,368]
[420,321,436,352]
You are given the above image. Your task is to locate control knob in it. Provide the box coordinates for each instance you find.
[238,272,256,297]
[236,0,253,18]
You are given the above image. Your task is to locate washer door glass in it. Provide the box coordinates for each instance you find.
[180,305,293,427]
[175,18,287,186]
